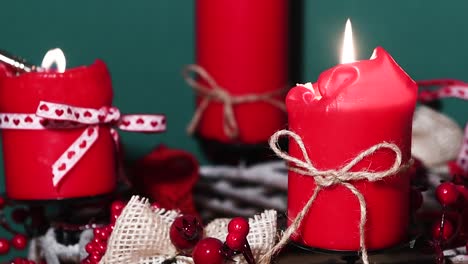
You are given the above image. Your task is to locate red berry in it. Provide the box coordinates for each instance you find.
[0,238,10,254]
[11,234,27,250]
[410,188,423,211]
[448,160,467,178]
[192,237,224,264]
[12,208,29,223]
[150,202,160,209]
[228,217,250,237]
[226,232,246,251]
[170,215,203,251]
[110,200,125,216]
[95,228,109,241]
[12,258,24,264]
[95,241,107,254]
[12,257,30,264]
[436,182,459,206]
[85,242,95,254]
[110,214,119,225]
[93,227,103,237]
[0,197,6,210]
[104,225,114,234]
[81,257,92,264]
[90,251,102,262]
[432,219,455,241]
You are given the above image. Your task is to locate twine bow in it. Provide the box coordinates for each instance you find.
[183,64,286,139]
[100,196,277,264]
[263,130,411,264]
[0,101,166,186]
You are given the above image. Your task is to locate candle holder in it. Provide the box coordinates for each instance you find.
[273,198,427,263]
[0,185,132,262]
[195,133,288,165]
[289,234,423,264]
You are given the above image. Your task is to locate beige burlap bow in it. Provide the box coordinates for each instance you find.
[100,196,277,264]
[183,64,286,139]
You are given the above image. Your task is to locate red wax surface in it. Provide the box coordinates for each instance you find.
[0,60,116,200]
[196,0,288,143]
[286,47,417,250]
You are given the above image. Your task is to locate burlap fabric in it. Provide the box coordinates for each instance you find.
[100,196,277,264]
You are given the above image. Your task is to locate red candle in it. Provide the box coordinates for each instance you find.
[195,0,288,143]
[285,25,417,249]
[0,58,116,200]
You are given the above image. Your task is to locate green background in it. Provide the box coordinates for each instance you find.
[0,0,467,260]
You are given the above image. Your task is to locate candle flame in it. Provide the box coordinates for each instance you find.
[41,48,66,73]
[340,19,356,64]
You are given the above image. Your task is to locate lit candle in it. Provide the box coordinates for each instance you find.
[0,49,116,200]
[285,20,417,250]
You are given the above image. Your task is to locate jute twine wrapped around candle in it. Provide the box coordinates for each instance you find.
[100,196,277,264]
[262,130,413,264]
[183,64,286,139]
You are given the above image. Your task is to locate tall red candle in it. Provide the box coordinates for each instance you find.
[0,60,116,200]
[286,47,417,250]
[195,0,288,143]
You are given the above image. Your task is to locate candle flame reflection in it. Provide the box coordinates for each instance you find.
[41,48,66,73]
[340,19,355,64]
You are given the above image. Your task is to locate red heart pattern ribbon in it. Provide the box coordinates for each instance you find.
[418,79,468,102]
[0,101,166,186]
[417,79,468,172]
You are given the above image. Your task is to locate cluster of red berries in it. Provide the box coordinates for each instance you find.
[0,233,29,255]
[7,258,45,264]
[81,200,126,264]
[169,215,255,264]
[0,196,31,262]
[427,179,468,264]
[430,181,466,242]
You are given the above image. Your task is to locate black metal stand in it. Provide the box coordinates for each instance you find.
[290,235,420,264]
[3,187,130,245]
[195,133,288,165]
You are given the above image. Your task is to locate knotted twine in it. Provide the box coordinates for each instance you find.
[183,64,286,139]
[262,130,412,264]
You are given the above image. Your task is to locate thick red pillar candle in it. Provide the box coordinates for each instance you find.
[286,47,417,250]
[0,60,116,200]
[196,0,288,143]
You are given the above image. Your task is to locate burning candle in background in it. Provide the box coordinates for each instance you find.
[0,49,116,200]
[285,20,418,250]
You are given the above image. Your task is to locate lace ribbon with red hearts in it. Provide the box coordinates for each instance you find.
[0,101,166,186]
[417,79,468,172]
